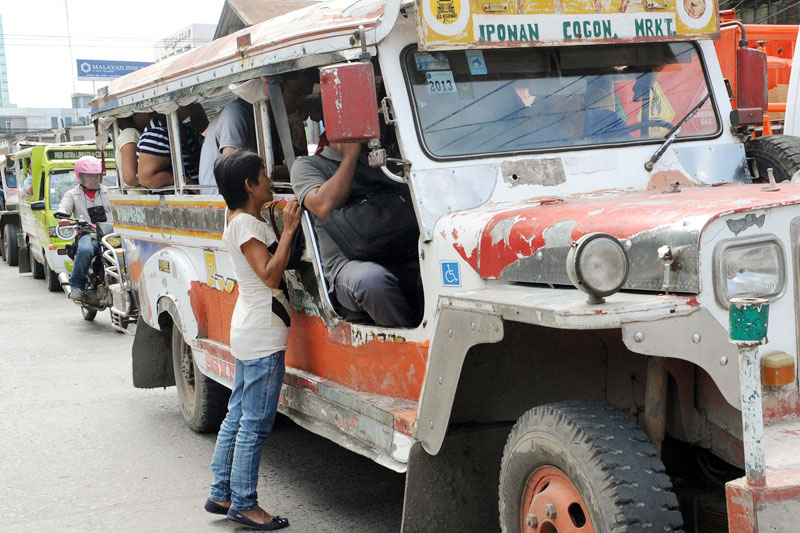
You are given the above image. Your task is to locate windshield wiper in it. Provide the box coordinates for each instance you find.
[644,92,711,171]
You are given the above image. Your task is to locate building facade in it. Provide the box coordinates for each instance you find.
[0,14,12,107]
[153,24,216,62]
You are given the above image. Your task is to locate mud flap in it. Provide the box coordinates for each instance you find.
[18,245,31,273]
[401,424,511,532]
[131,316,175,388]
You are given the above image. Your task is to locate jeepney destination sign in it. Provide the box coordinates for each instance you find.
[416,0,719,49]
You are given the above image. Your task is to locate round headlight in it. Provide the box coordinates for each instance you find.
[566,233,629,303]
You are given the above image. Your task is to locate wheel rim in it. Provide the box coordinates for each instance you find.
[520,466,594,533]
[178,336,196,410]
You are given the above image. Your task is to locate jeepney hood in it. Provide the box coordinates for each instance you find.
[438,184,800,293]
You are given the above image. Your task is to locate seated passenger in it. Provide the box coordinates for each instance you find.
[290,142,417,327]
[199,99,256,195]
[137,104,207,189]
[115,113,152,191]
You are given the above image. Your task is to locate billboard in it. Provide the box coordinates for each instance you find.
[76,59,153,81]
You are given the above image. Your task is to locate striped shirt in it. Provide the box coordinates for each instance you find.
[137,118,202,180]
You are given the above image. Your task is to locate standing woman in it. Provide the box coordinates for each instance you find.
[204,151,300,530]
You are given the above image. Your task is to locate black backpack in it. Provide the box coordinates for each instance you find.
[305,155,419,261]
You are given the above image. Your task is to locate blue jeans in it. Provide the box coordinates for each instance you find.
[69,234,99,290]
[209,351,285,511]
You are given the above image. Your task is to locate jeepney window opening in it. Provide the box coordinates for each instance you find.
[401,42,720,160]
[38,169,45,201]
[3,166,16,189]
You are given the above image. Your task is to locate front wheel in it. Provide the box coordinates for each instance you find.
[30,248,45,279]
[81,307,97,321]
[3,223,19,266]
[171,326,229,433]
[498,401,683,532]
[45,259,61,292]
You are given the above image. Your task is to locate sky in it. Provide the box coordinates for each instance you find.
[2,0,225,109]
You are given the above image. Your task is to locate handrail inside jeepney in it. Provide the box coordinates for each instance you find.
[302,210,337,314]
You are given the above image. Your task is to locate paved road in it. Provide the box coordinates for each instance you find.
[0,260,404,532]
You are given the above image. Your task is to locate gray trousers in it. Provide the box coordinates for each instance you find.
[333,260,417,327]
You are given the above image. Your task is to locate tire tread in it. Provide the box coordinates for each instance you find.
[499,401,683,532]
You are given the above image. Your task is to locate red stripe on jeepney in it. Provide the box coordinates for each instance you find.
[449,184,800,279]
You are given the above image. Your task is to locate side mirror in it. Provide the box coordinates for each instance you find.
[737,46,768,112]
[31,201,46,211]
[319,62,380,144]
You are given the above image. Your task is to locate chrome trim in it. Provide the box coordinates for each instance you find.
[713,234,787,309]
[302,210,337,313]
[790,217,800,383]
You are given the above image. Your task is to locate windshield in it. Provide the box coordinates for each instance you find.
[49,168,119,208]
[404,42,718,158]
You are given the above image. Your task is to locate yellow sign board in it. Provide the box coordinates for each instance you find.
[416,0,719,50]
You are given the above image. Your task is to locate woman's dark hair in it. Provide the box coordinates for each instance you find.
[214,151,264,210]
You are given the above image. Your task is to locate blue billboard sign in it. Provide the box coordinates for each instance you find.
[76,59,153,81]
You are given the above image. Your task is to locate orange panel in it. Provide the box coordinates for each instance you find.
[286,311,429,402]
[188,281,237,345]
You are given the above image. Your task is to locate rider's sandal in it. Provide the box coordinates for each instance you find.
[226,508,290,530]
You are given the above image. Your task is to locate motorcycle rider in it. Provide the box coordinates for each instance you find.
[56,156,113,303]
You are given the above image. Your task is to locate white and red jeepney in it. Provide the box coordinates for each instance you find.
[91,0,800,530]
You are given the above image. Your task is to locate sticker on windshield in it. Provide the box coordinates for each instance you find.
[465,50,487,75]
[426,71,456,94]
[415,51,450,71]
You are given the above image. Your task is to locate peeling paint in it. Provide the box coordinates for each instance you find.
[727,213,766,235]
[501,158,565,187]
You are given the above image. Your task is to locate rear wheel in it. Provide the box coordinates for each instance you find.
[30,248,45,279]
[44,258,61,292]
[171,325,229,433]
[3,223,19,266]
[745,134,800,182]
[499,401,683,533]
[81,307,97,321]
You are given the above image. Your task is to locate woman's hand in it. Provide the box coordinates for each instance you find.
[282,198,301,234]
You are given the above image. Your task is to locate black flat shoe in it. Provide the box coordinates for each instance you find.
[204,498,230,515]
[226,508,289,530]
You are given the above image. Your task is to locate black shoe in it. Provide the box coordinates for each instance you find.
[68,289,85,303]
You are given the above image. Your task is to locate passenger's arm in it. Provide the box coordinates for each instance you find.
[240,199,301,289]
[301,143,360,220]
[120,143,139,188]
[137,153,174,188]
[221,146,239,156]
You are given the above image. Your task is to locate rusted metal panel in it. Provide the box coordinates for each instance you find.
[320,62,381,143]
[415,0,720,50]
[726,418,800,532]
[439,184,800,291]
[737,46,768,113]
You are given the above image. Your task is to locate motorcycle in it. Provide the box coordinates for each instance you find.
[54,215,138,331]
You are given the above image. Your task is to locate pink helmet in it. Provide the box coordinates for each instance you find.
[75,156,103,190]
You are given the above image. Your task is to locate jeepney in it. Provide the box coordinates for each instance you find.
[92,0,800,530]
[16,143,118,292]
[0,153,20,265]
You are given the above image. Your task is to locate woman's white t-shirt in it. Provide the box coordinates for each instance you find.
[223,213,291,360]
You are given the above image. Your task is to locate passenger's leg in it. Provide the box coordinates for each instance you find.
[69,234,96,291]
[229,351,285,512]
[209,358,245,504]
[334,260,416,327]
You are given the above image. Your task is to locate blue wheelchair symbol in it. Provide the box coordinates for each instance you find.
[441,262,461,287]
